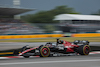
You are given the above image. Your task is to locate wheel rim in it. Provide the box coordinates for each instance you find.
[84,46,89,54]
[42,48,48,55]
[83,45,90,55]
[40,46,50,57]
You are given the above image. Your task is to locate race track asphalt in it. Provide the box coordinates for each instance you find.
[0,54,100,67]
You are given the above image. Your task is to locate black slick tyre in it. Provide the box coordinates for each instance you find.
[39,46,50,57]
[23,56,30,58]
[77,45,90,55]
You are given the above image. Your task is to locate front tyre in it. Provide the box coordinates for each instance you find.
[77,45,90,55]
[39,46,50,57]
[23,56,30,58]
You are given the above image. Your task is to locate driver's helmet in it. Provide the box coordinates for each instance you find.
[59,40,63,44]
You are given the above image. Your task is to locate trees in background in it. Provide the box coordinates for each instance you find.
[21,5,80,23]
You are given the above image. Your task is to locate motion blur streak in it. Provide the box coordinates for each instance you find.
[1,59,100,65]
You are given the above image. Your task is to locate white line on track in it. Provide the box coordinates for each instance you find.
[1,59,100,65]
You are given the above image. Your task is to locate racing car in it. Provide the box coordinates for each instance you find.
[13,39,90,58]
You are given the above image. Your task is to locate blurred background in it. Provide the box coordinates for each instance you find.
[0,0,100,36]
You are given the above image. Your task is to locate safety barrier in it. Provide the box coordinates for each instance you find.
[0,34,63,39]
[0,33,100,39]
[1,33,100,39]
[72,33,100,37]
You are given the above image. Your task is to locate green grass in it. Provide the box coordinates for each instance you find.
[0,37,100,42]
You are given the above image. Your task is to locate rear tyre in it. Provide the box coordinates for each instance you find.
[39,46,50,57]
[77,45,90,55]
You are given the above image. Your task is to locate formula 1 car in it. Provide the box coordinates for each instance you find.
[13,39,90,58]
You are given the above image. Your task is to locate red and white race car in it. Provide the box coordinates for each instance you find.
[13,39,90,58]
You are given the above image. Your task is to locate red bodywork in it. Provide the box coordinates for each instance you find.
[63,40,79,52]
